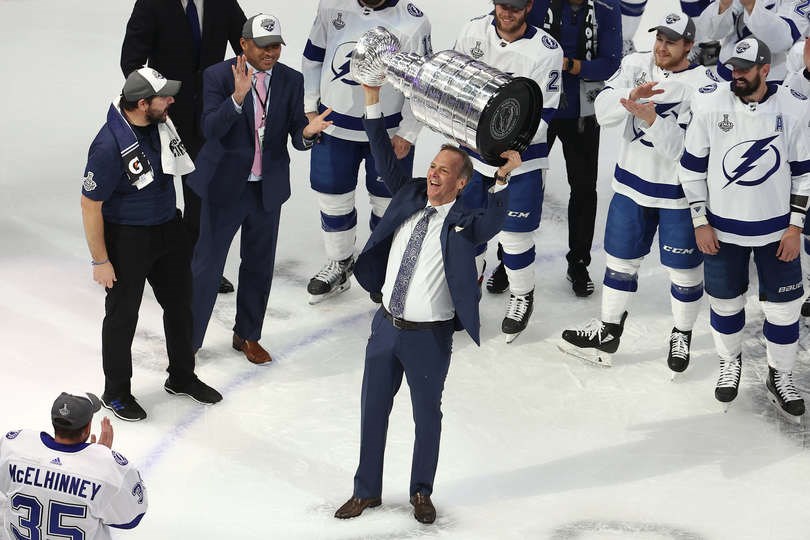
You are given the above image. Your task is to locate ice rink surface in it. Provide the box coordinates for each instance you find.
[2,0,810,538]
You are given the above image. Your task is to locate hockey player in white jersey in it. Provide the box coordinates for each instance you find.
[302,0,431,303]
[699,0,809,82]
[679,38,810,421]
[453,0,562,342]
[0,392,147,539]
[560,13,714,369]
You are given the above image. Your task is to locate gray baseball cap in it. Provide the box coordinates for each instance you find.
[649,12,696,42]
[494,0,530,8]
[725,37,772,70]
[51,392,101,430]
[122,67,181,101]
[243,14,286,47]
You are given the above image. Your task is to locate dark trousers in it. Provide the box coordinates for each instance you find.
[547,115,600,267]
[191,182,281,349]
[102,213,196,397]
[354,309,454,499]
[181,176,202,246]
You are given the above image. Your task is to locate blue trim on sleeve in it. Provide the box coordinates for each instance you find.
[303,40,326,62]
[620,0,647,16]
[680,0,712,17]
[763,320,799,345]
[541,107,557,124]
[707,210,790,237]
[790,159,810,177]
[781,17,802,43]
[319,104,401,131]
[109,513,145,530]
[680,151,709,174]
[614,165,686,200]
[710,308,745,335]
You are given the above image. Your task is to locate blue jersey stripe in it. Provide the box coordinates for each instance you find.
[790,159,810,177]
[781,17,802,42]
[707,210,789,237]
[320,104,402,131]
[620,0,647,16]
[614,165,686,199]
[680,151,709,173]
[303,40,326,62]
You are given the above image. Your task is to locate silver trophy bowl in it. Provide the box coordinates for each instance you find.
[350,26,543,166]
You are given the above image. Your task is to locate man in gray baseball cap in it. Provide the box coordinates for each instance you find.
[648,11,696,43]
[494,0,529,7]
[242,13,285,47]
[725,37,772,71]
[51,392,102,431]
[725,37,772,99]
[122,67,181,102]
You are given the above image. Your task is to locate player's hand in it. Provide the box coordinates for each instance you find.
[803,37,810,72]
[303,108,333,138]
[620,98,657,125]
[231,55,254,106]
[93,262,116,289]
[90,417,114,448]
[776,226,802,262]
[629,81,664,101]
[305,111,319,122]
[391,135,412,159]
[362,84,382,106]
[695,224,719,255]
[498,150,522,176]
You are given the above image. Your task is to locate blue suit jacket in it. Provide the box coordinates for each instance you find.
[355,117,508,345]
[188,58,310,210]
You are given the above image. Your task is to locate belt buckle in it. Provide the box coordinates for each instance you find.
[392,316,406,329]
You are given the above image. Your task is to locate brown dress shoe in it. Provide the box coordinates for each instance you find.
[334,496,381,519]
[232,333,272,364]
[410,493,436,524]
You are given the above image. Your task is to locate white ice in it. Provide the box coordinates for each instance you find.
[2,0,810,538]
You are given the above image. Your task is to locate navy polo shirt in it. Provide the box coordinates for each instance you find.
[82,122,177,226]
[530,0,621,119]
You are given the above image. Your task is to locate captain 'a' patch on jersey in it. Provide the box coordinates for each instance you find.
[302,0,431,142]
[453,13,562,174]
[680,83,810,246]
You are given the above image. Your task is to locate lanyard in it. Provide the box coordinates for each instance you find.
[251,76,269,121]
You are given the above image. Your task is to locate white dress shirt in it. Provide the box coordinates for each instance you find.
[382,201,456,323]
[180,0,203,29]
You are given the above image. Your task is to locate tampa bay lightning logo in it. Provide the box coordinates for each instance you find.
[5,430,20,439]
[665,13,681,24]
[630,102,678,147]
[132,480,145,504]
[407,3,423,17]
[698,83,717,94]
[261,18,275,32]
[735,41,750,54]
[541,35,559,49]
[112,450,129,466]
[331,42,360,86]
[722,135,781,189]
[791,89,808,100]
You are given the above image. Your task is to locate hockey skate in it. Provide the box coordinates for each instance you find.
[502,290,533,344]
[558,311,627,367]
[307,257,354,304]
[766,366,805,424]
[667,328,692,379]
[715,355,741,412]
[486,261,509,294]
[802,297,810,317]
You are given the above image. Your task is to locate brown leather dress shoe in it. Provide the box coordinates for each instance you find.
[334,496,381,519]
[232,333,272,364]
[410,493,436,524]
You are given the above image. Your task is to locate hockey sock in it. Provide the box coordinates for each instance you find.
[708,295,745,361]
[601,255,642,324]
[668,266,703,332]
[317,191,356,261]
[499,231,535,296]
[762,298,802,372]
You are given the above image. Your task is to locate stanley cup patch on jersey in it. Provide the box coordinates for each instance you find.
[82,171,97,191]
[471,41,484,58]
[718,114,734,132]
[333,12,345,29]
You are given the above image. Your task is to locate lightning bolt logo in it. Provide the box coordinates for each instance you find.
[629,102,678,148]
[721,135,781,189]
[330,42,360,86]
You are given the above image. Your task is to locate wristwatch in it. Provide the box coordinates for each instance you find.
[493,170,511,184]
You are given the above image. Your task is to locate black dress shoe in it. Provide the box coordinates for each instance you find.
[410,493,436,524]
[334,496,381,519]
[218,276,234,294]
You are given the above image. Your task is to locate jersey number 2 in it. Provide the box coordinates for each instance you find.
[796,0,810,19]
[547,70,561,92]
[10,494,87,540]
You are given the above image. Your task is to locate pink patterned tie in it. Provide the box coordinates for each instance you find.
[251,71,267,176]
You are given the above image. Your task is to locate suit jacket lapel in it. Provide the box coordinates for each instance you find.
[441,199,465,253]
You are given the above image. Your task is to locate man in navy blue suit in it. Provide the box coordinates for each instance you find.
[334,84,518,524]
[188,14,332,363]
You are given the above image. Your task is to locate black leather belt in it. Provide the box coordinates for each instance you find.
[382,308,453,330]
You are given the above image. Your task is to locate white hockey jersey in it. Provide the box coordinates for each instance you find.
[680,82,810,246]
[702,0,808,81]
[784,62,810,94]
[453,14,562,175]
[302,0,432,142]
[595,52,716,209]
[621,1,715,45]
[0,430,147,540]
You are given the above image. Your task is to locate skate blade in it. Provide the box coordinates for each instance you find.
[766,392,804,425]
[504,331,522,344]
[557,341,612,367]
[308,281,351,305]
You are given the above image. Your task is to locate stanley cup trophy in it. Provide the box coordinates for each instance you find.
[350,27,543,166]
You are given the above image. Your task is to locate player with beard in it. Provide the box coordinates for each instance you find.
[679,37,810,421]
[81,68,222,421]
[560,13,714,371]
[453,0,562,342]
